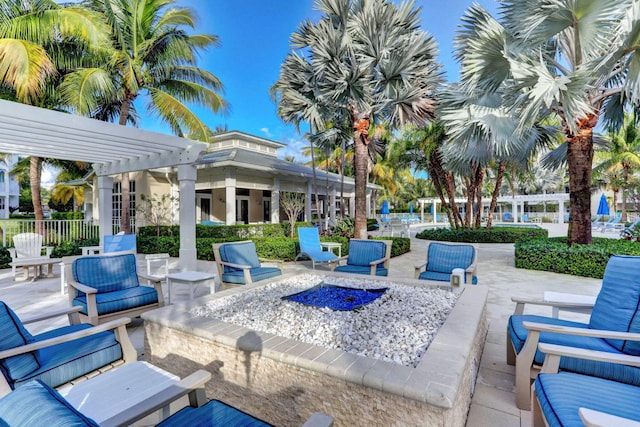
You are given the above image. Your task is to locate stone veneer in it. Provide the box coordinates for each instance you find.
[143,273,488,427]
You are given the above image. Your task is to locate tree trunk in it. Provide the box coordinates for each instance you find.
[486,161,506,229]
[351,107,370,239]
[340,141,345,217]
[30,156,44,235]
[474,166,485,229]
[622,166,629,222]
[118,97,134,234]
[566,115,596,245]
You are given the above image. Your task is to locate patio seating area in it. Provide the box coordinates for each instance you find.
[0,222,604,426]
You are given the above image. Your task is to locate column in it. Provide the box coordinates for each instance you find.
[559,199,565,223]
[306,181,312,222]
[97,175,113,245]
[178,164,197,271]
[366,191,371,218]
[225,169,236,225]
[511,200,517,223]
[433,200,438,224]
[271,178,280,224]
[349,195,355,217]
[331,186,337,221]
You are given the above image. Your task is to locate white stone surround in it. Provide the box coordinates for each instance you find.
[143,273,488,427]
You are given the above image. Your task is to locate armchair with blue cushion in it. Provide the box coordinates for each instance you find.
[0,301,136,398]
[333,239,391,276]
[0,374,333,427]
[507,255,640,410]
[414,241,479,285]
[213,241,283,285]
[68,252,164,325]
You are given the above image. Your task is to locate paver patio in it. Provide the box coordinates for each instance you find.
[0,223,606,426]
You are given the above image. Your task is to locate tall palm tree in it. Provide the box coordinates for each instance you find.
[60,0,227,233]
[274,0,443,238]
[593,114,640,221]
[448,1,640,244]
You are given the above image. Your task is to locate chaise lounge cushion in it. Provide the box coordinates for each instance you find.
[157,398,273,427]
[222,267,282,285]
[0,380,99,427]
[536,372,640,427]
[0,302,39,382]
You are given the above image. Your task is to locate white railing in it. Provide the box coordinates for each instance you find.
[0,219,101,247]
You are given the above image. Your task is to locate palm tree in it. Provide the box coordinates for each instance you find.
[448,1,640,244]
[273,0,443,238]
[594,114,640,221]
[59,0,227,233]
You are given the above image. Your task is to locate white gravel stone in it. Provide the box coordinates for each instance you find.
[190,274,459,367]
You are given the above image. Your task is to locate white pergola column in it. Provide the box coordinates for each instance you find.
[331,186,337,221]
[366,191,371,218]
[271,178,280,224]
[559,199,565,223]
[97,175,114,244]
[306,181,312,222]
[433,200,438,224]
[511,200,517,222]
[349,195,355,217]
[178,164,197,271]
[225,169,236,225]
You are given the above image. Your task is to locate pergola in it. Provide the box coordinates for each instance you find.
[0,99,207,270]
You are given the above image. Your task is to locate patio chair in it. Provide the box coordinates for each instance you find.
[8,232,53,279]
[414,241,479,285]
[503,212,513,221]
[620,217,640,238]
[68,252,164,325]
[295,227,338,269]
[388,218,409,237]
[212,241,283,285]
[103,233,137,253]
[333,239,391,276]
[0,301,136,397]
[0,375,334,427]
[600,215,623,232]
[507,255,640,410]
[532,343,640,427]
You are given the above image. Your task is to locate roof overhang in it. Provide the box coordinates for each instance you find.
[0,100,207,176]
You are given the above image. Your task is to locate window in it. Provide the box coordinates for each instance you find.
[0,171,5,183]
[112,180,136,223]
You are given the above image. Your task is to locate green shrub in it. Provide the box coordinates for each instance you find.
[515,237,640,279]
[50,238,100,257]
[137,222,313,239]
[415,226,548,243]
[366,218,379,231]
[0,247,11,269]
[371,236,411,257]
[52,212,84,220]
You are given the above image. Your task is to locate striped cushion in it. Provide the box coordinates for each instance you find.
[157,399,273,427]
[0,380,99,426]
[346,240,386,267]
[220,242,261,272]
[418,270,477,284]
[72,286,158,315]
[334,265,388,276]
[509,315,640,386]
[72,254,140,294]
[426,243,475,274]
[0,302,39,382]
[536,372,640,427]
[589,255,640,354]
[222,267,282,285]
[14,326,122,389]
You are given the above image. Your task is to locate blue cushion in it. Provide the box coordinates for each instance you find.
[509,315,640,386]
[72,253,140,294]
[589,255,640,354]
[334,265,388,276]
[13,326,122,389]
[346,240,386,268]
[72,286,158,316]
[426,243,475,274]
[103,234,137,253]
[418,271,478,284]
[0,380,99,426]
[157,399,272,427]
[220,242,261,272]
[536,372,640,427]
[0,302,39,383]
[221,267,282,285]
[298,250,338,263]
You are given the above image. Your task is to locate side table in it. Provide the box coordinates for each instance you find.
[167,271,217,304]
[320,242,342,258]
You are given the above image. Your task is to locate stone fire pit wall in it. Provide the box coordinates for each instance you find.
[143,274,488,427]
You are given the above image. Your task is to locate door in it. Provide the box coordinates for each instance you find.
[196,194,211,223]
[236,197,249,224]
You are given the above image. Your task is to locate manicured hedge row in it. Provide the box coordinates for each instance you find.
[371,236,411,257]
[515,237,640,279]
[137,222,312,239]
[415,226,548,243]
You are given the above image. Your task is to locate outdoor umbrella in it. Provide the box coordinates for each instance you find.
[597,194,610,216]
[381,200,390,215]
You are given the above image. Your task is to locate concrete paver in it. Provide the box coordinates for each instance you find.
[0,223,608,425]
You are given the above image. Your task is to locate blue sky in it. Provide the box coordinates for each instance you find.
[145,0,500,160]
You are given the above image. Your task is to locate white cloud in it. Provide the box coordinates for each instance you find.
[260,127,273,137]
[278,137,309,163]
[41,166,56,190]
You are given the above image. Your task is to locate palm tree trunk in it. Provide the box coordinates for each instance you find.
[309,126,319,227]
[622,166,629,222]
[118,98,134,234]
[474,166,485,229]
[340,141,346,217]
[486,161,506,229]
[30,156,44,235]
[351,107,370,239]
[566,115,596,245]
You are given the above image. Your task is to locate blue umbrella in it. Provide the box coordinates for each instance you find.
[597,194,610,216]
[409,203,413,215]
[381,200,390,215]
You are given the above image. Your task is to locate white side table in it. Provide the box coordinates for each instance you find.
[81,245,103,256]
[167,271,217,304]
[320,242,342,258]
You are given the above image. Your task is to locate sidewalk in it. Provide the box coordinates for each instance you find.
[0,223,604,426]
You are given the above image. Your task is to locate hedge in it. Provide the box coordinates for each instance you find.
[515,237,640,279]
[137,222,312,239]
[415,226,548,243]
[371,236,411,257]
